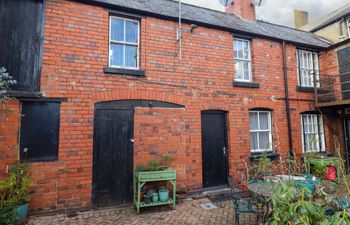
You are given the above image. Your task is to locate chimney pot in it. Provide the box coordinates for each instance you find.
[294,9,309,29]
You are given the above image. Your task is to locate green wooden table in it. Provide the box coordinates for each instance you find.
[134,169,176,213]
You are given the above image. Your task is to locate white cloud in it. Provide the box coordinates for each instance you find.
[256,0,349,27]
[181,0,349,27]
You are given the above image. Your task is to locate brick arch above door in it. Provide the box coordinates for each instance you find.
[93,90,187,107]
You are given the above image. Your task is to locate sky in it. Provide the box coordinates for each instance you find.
[181,0,349,27]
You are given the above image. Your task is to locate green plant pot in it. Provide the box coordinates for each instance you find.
[159,189,169,202]
[152,193,159,203]
[14,203,29,225]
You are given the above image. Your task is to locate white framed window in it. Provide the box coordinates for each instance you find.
[234,39,252,82]
[109,16,140,69]
[297,50,319,88]
[301,113,326,153]
[249,110,273,153]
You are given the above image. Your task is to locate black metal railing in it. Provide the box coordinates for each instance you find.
[314,68,350,106]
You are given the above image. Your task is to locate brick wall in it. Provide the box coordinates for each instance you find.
[0,0,336,214]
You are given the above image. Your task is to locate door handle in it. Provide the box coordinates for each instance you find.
[130,138,134,143]
[223,146,226,155]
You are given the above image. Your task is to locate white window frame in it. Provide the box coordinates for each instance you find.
[301,113,326,153]
[347,18,350,38]
[249,110,273,153]
[297,50,320,88]
[234,38,252,82]
[109,16,140,69]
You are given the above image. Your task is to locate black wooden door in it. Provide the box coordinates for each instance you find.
[201,111,228,188]
[92,109,134,206]
[338,46,350,100]
[344,118,350,171]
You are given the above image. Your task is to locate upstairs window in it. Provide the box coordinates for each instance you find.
[109,16,140,69]
[249,110,273,153]
[301,113,325,153]
[297,50,319,88]
[234,39,252,82]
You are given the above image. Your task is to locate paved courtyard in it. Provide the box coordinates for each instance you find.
[27,198,258,225]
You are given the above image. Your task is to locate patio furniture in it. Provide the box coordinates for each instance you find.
[134,169,176,214]
[228,176,264,225]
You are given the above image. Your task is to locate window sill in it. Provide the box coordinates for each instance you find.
[103,67,145,77]
[249,152,280,161]
[296,86,314,93]
[233,81,260,88]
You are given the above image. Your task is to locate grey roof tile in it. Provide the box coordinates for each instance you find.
[88,0,330,48]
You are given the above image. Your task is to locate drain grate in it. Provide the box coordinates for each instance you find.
[200,203,218,210]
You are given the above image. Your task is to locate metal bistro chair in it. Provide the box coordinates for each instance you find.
[228,175,264,225]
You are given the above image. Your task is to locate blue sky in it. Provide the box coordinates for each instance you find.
[182,0,349,27]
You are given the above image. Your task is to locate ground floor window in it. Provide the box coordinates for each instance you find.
[20,101,60,162]
[249,110,273,153]
[301,113,325,153]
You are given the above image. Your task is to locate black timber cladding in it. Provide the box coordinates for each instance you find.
[0,0,44,92]
[75,0,330,49]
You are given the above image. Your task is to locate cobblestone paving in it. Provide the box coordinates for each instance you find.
[27,198,257,225]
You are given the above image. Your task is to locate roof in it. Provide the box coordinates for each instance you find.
[301,3,350,32]
[80,0,330,49]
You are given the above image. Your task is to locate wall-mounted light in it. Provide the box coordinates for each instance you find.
[190,24,198,33]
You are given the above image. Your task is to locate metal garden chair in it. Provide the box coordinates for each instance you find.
[228,174,264,225]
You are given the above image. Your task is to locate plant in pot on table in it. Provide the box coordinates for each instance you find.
[0,162,31,225]
[250,156,274,182]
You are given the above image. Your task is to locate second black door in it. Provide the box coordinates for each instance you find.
[92,109,134,207]
[201,110,228,188]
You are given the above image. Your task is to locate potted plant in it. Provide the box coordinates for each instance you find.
[0,162,31,225]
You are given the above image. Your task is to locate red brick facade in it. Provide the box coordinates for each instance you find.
[0,0,339,214]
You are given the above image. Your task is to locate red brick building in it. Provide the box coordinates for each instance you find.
[0,0,345,214]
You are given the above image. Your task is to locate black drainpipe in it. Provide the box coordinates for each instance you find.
[282,41,294,158]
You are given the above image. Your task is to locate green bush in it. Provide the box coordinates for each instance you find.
[0,162,31,225]
[265,181,350,224]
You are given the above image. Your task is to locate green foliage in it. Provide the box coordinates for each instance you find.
[265,181,350,224]
[250,156,273,178]
[147,159,161,171]
[0,162,31,225]
[0,67,16,104]
[0,202,16,225]
[135,156,174,172]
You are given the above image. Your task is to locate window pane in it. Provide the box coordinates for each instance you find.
[125,45,137,67]
[258,132,270,150]
[243,61,250,81]
[234,61,243,80]
[237,41,243,59]
[259,112,269,130]
[111,18,124,42]
[125,21,138,43]
[242,41,249,60]
[250,112,258,130]
[250,132,258,150]
[110,44,124,67]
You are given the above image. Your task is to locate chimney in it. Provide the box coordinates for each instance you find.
[294,9,309,29]
[225,0,256,21]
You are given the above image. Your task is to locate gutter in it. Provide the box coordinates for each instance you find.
[282,41,294,158]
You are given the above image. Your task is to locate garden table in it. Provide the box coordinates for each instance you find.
[247,181,274,200]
